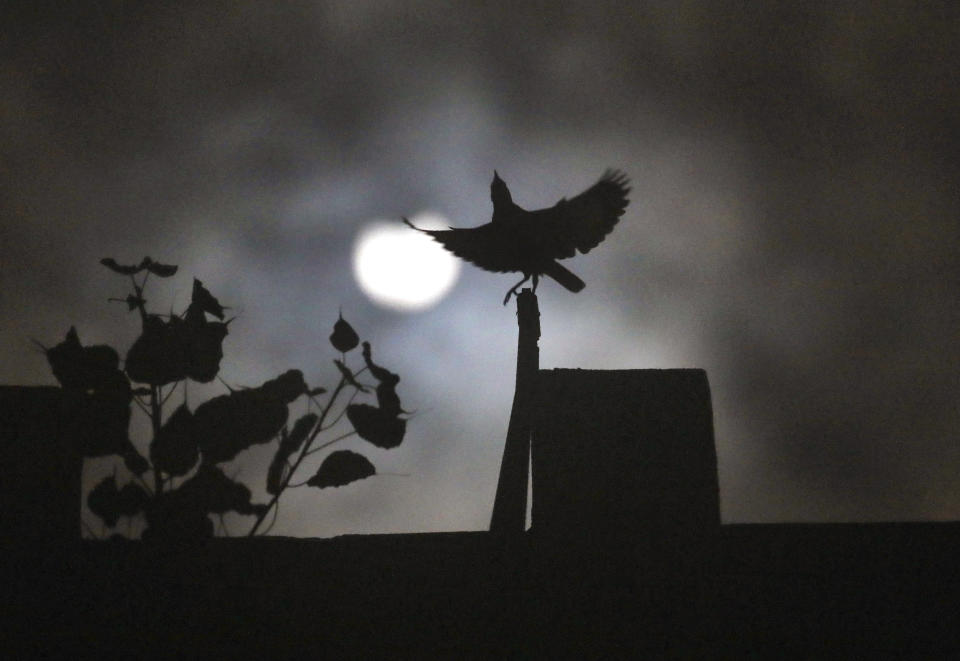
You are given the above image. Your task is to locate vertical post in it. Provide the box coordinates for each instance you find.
[490,288,540,533]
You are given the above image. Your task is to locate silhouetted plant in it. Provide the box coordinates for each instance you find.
[42,257,408,542]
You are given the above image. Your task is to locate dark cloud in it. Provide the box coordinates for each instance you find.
[3,1,959,534]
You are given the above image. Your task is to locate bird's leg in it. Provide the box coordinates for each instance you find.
[503,274,531,305]
[532,274,539,293]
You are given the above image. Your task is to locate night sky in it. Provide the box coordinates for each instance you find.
[3,2,958,536]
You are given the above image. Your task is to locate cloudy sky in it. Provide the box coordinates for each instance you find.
[3,2,958,536]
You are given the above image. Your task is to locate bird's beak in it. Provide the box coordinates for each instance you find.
[492,170,501,184]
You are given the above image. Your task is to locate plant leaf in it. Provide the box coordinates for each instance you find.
[282,413,318,456]
[181,464,267,516]
[334,360,368,393]
[362,342,402,416]
[139,257,178,277]
[100,257,143,276]
[44,327,83,389]
[346,403,406,449]
[88,476,146,527]
[126,311,230,386]
[329,311,359,353]
[125,315,188,386]
[265,413,318,495]
[122,448,150,476]
[45,327,123,392]
[260,369,307,403]
[266,454,289,496]
[183,318,229,383]
[88,476,121,527]
[307,450,375,488]
[45,330,134,457]
[116,482,150,517]
[191,278,225,319]
[193,373,298,464]
[150,404,198,477]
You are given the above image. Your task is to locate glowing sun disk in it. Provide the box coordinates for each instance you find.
[352,213,460,311]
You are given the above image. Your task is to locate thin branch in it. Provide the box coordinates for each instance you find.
[261,500,281,536]
[133,396,151,417]
[307,393,326,411]
[305,429,357,456]
[159,381,180,407]
[81,518,101,539]
[149,385,163,497]
[321,386,363,431]
[131,470,155,497]
[248,373,349,536]
[285,478,310,488]
[129,274,148,325]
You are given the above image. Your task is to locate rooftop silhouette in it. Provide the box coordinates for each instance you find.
[3,266,959,657]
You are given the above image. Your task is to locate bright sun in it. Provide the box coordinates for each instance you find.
[352,212,460,311]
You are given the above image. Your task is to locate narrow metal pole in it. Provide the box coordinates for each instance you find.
[490,289,540,533]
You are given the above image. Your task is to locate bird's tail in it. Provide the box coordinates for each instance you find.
[543,261,585,293]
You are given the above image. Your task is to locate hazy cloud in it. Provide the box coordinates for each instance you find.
[3,1,958,534]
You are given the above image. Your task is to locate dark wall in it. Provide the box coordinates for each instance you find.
[532,369,719,565]
[0,386,81,546]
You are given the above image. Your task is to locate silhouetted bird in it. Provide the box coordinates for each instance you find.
[404,170,630,304]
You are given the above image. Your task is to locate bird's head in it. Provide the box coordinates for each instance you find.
[490,170,513,208]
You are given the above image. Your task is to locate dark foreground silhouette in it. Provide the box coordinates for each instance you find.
[26,257,408,542]
[404,169,630,304]
[4,284,960,657]
[5,378,960,658]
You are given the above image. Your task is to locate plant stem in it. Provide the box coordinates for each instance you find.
[130,274,148,325]
[150,385,163,497]
[304,429,357,456]
[247,374,352,536]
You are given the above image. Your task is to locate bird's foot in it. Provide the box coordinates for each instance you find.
[503,274,531,305]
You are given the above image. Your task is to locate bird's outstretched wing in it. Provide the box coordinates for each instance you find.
[402,219,522,273]
[528,169,630,259]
